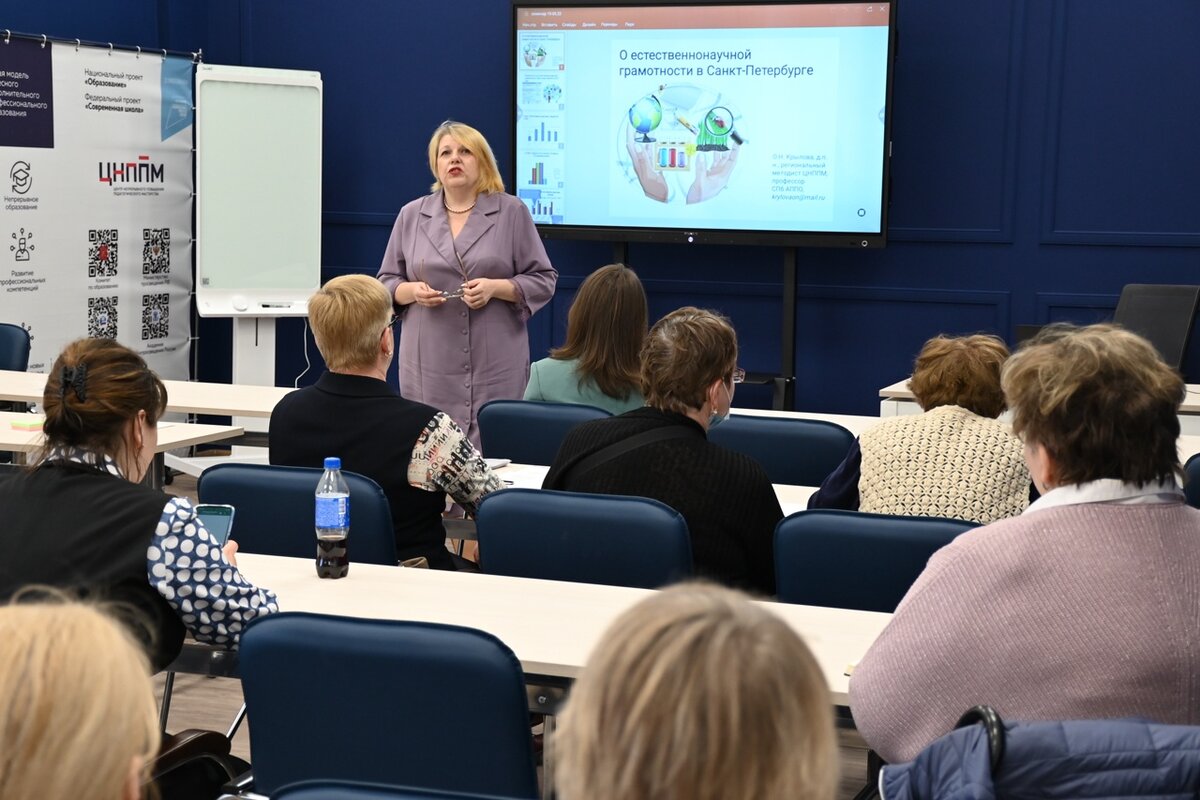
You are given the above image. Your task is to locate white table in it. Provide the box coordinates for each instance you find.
[728,407,884,438]
[881,377,1200,436]
[1,411,243,488]
[0,411,243,453]
[0,368,295,417]
[236,552,889,707]
[497,462,815,515]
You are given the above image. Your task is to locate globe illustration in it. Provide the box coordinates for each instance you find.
[628,94,662,142]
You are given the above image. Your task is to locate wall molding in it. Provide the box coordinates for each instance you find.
[1039,1,1200,247]
[887,1,1023,244]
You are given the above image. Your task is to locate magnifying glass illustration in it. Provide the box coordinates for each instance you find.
[703,106,746,145]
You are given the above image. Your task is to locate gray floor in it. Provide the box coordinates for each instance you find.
[160,469,871,798]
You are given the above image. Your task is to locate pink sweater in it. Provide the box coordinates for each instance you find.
[848,501,1200,763]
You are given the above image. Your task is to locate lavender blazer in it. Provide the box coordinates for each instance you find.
[377,190,557,446]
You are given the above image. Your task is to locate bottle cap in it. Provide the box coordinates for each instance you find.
[324,457,341,470]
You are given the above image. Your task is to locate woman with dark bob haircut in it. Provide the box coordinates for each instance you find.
[0,338,278,670]
[850,323,1200,763]
[809,333,1031,523]
[524,263,648,414]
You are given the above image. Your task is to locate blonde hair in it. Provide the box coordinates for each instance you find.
[1002,323,1185,486]
[556,583,838,800]
[641,307,738,415]
[908,334,1010,417]
[0,599,159,800]
[426,121,505,195]
[308,275,393,372]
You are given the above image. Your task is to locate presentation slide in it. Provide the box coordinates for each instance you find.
[514,3,892,238]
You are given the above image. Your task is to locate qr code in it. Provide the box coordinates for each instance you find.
[88,229,118,277]
[87,296,118,338]
[142,228,170,275]
[141,293,169,340]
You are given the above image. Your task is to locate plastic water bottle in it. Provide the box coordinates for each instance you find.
[315,456,350,579]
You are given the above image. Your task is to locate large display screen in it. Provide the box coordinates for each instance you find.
[513,1,897,247]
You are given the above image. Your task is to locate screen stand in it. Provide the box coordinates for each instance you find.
[775,248,797,410]
[231,316,275,452]
[613,241,629,265]
[614,240,794,411]
[162,316,275,478]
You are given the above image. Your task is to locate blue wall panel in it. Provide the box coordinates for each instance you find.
[795,287,1010,414]
[1041,1,1200,245]
[7,0,1200,412]
[886,0,1022,242]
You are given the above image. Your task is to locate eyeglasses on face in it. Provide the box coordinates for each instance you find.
[732,367,746,384]
[381,313,398,335]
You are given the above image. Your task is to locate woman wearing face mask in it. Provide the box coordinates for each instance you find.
[543,307,780,595]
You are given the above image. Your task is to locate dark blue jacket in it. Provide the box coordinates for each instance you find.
[882,718,1200,800]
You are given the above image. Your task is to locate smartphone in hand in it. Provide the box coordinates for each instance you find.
[195,503,236,546]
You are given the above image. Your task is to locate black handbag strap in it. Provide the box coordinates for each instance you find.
[559,425,693,486]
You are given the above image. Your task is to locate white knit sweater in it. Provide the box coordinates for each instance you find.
[858,405,1029,524]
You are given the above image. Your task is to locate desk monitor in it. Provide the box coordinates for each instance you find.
[195,65,322,317]
[1112,284,1200,369]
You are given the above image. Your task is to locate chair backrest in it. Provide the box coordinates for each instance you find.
[707,414,855,486]
[1112,284,1200,368]
[196,463,397,565]
[0,323,31,372]
[240,613,538,798]
[1185,454,1200,510]
[274,780,517,800]
[774,509,978,612]
[477,488,692,589]
[478,399,610,464]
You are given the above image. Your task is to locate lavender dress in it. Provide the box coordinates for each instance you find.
[377,190,557,447]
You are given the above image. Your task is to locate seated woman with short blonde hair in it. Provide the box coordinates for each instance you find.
[556,583,838,800]
[809,333,1031,524]
[270,274,503,569]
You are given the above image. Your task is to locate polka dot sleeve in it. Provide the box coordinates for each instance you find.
[147,497,280,648]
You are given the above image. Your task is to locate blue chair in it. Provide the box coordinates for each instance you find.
[0,323,30,463]
[477,487,692,589]
[708,414,855,486]
[774,509,978,612]
[1185,453,1200,509]
[478,399,610,465]
[0,322,30,372]
[273,780,518,799]
[240,613,538,799]
[197,463,397,565]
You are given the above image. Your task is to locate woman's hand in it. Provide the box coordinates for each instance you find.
[410,281,449,308]
[463,278,516,309]
[222,539,239,567]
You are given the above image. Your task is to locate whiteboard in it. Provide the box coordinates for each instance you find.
[195,64,322,317]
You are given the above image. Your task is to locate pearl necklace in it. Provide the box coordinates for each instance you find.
[443,197,477,214]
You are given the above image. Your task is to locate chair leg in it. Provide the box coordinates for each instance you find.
[159,670,176,733]
[541,713,556,800]
[226,702,248,740]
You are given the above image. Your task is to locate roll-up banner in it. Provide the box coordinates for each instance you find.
[0,38,193,379]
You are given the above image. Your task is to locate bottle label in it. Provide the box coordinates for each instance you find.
[315,495,349,530]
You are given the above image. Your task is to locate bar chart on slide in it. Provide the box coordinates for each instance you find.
[527,121,560,143]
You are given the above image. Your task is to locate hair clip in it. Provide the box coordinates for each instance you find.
[60,363,88,402]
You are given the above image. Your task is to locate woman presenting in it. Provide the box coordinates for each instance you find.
[378,120,557,446]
